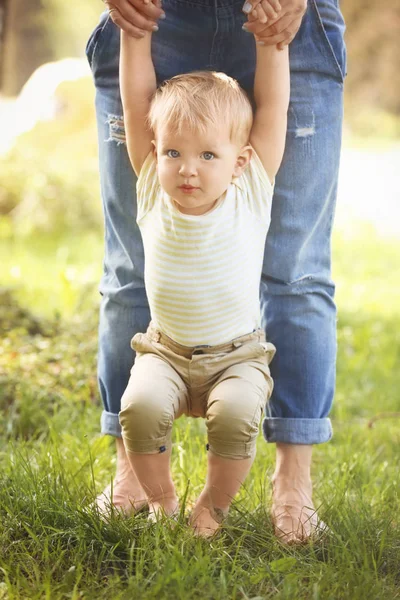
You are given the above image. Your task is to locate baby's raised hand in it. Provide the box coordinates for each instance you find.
[243,0,281,25]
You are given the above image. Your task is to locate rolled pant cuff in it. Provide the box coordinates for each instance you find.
[122,437,171,454]
[101,411,122,437]
[262,417,333,445]
[207,440,256,460]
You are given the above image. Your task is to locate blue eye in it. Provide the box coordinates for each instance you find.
[202,152,215,161]
[167,149,180,158]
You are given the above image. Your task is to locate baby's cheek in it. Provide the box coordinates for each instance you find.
[157,165,170,186]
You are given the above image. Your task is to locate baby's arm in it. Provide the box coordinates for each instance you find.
[120,31,156,176]
[249,41,290,183]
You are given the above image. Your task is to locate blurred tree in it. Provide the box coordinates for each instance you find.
[341,0,400,116]
[43,0,100,60]
[1,0,55,96]
[0,0,6,89]
[0,0,99,97]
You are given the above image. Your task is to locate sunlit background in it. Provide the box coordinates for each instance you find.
[0,0,399,386]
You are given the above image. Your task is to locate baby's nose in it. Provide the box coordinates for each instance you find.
[179,162,197,176]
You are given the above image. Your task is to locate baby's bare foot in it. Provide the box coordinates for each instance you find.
[189,503,227,538]
[271,474,322,544]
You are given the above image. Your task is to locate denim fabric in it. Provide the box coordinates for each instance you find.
[86,0,346,444]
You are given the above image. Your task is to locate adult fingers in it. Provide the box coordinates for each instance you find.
[267,0,282,13]
[139,0,163,9]
[127,0,165,21]
[107,0,164,27]
[105,1,163,36]
[243,12,286,35]
[105,4,142,37]
[276,22,300,47]
[255,4,268,24]
[247,8,257,22]
[258,13,294,36]
[246,15,293,37]
[260,0,280,20]
[256,21,298,46]
[242,0,262,15]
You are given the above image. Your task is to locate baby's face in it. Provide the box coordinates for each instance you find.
[153,125,251,216]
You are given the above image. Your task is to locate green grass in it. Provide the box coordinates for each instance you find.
[0,226,399,599]
[0,231,102,319]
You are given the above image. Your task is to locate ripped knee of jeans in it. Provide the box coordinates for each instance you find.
[106,114,126,144]
[295,126,316,138]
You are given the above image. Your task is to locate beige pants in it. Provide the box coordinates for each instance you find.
[119,323,276,460]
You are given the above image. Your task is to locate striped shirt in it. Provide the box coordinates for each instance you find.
[136,148,274,346]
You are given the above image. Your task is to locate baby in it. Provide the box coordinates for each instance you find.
[118,10,289,536]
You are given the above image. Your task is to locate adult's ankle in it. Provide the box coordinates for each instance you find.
[149,492,179,518]
[273,443,312,479]
[114,437,131,474]
[149,489,178,504]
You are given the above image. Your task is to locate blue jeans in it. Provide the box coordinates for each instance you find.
[86,0,346,444]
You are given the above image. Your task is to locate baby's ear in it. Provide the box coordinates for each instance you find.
[233,145,253,177]
[151,140,157,159]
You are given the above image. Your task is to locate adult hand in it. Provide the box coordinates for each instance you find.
[243,0,307,49]
[243,0,281,24]
[104,0,165,38]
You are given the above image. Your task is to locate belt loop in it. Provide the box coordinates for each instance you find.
[233,341,242,348]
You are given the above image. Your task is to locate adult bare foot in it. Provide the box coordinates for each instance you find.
[271,443,324,544]
[271,473,318,544]
[96,437,147,516]
[148,494,180,523]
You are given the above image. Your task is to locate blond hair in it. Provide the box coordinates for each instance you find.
[147,71,253,147]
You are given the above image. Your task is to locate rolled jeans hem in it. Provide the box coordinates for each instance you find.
[262,417,333,445]
[101,410,122,437]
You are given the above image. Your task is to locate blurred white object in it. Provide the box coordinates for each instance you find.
[336,146,400,238]
[0,58,90,154]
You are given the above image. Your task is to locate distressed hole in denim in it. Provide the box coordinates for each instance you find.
[290,106,316,140]
[106,114,126,145]
[295,126,316,138]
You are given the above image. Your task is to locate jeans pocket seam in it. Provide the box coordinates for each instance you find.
[310,0,345,84]
[90,14,111,71]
